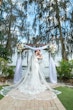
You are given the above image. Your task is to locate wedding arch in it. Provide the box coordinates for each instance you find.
[14,43,57,84]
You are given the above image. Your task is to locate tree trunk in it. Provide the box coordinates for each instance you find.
[5,7,12,55]
[55,0,68,60]
[5,20,12,54]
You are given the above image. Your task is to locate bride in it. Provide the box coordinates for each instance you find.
[18,50,48,95]
[0,50,60,100]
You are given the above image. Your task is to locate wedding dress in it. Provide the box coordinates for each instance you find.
[0,53,61,100]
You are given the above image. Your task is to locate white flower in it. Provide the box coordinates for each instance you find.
[16,43,24,52]
[49,43,57,53]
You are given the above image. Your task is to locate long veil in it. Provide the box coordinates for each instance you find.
[0,53,61,100]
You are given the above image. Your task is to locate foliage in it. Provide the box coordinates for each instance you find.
[2,66,14,78]
[0,86,4,99]
[0,0,73,58]
[56,60,73,80]
[0,44,11,60]
[0,57,8,70]
[0,85,9,100]
[56,86,73,110]
[0,57,14,78]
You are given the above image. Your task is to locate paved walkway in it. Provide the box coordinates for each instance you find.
[0,82,66,110]
[0,83,66,110]
[0,95,66,110]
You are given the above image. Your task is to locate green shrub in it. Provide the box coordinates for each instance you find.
[0,57,14,78]
[0,44,11,60]
[2,66,14,78]
[57,60,73,81]
[0,57,8,71]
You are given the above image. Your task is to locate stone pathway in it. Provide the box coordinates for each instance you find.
[0,95,66,110]
[1,73,73,110]
[0,82,66,110]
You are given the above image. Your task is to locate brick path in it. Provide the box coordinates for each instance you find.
[0,95,66,110]
[0,82,66,110]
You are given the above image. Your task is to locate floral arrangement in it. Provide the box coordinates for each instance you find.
[49,43,57,54]
[16,43,24,52]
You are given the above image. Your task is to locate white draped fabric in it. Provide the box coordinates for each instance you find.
[24,44,49,50]
[49,55,57,83]
[14,53,22,83]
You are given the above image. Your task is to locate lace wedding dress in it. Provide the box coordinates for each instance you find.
[0,53,61,100]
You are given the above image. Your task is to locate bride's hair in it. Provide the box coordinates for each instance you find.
[35,50,40,53]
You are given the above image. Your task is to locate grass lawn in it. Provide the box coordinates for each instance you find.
[56,86,73,110]
[0,86,4,99]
